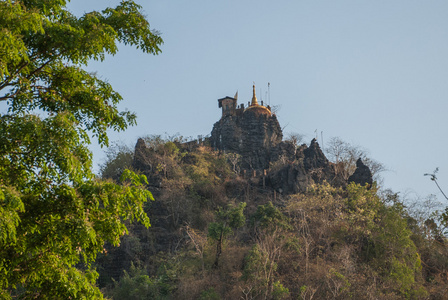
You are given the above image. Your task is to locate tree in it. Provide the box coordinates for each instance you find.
[241,202,291,299]
[99,141,134,181]
[208,202,246,268]
[105,263,173,300]
[0,1,162,298]
[344,184,426,298]
[325,137,386,182]
[285,132,306,147]
[225,152,241,174]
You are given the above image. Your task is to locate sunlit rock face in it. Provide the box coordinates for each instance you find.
[210,109,282,171]
[133,86,373,196]
[209,86,372,194]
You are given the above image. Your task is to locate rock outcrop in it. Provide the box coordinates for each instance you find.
[134,86,373,195]
[210,104,350,194]
[208,86,373,194]
[210,109,282,170]
[348,158,373,187]
[265,139,346,194]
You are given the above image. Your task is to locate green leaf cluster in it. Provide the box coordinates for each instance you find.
[251,201,290,231]
[0,0,162,298]
[208,202,246,242]
[107,263,174,300]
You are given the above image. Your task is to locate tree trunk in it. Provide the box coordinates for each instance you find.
[213,235,223,268]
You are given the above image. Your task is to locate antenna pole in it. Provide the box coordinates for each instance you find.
[321,131,324,147]
[268,82,271,105]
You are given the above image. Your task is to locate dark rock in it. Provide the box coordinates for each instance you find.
[348,158,373,187]
[210,109,282,171]
[133,138,153,173]
[209,93,351,193]
[266,139,346,194]
[303,138,329,170]
[133,90,372,196]
[266,163,310,194]
[270,141,297,164]
[132,138,163,188]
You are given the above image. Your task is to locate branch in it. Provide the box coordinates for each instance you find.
[25,57,55,81]
[0,87,24,101]
[0,61,30,91]
[433,180,448,201]
[0,53,56,95]
[425,168,448,201]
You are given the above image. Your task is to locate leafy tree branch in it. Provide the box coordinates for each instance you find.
[0,0,162,298]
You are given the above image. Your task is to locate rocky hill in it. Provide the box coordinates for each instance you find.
[208,86,372,194]
[94,88,447,299]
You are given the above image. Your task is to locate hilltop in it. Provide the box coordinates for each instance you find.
[95,87,448,299]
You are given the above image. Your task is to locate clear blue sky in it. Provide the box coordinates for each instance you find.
[67,0,448,203]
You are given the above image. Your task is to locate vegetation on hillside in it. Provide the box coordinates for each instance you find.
[97,137,448,299]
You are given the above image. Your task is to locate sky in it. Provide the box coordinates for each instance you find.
[66,0,448,203]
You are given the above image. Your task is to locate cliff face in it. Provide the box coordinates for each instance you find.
[209,106,372,193]
[134,90,372,195]
[266,139,348,194]
[210,109,282,170]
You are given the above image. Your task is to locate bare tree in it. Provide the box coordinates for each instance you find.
[300,285,317,300]
[286,132,306,147]
[226,152,241,174]
[325,136,386,182]
[184,224,207,276]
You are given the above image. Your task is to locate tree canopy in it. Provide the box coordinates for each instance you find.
[0,0,162,298]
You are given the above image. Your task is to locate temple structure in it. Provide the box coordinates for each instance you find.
[208,84,372,192]
[133,84,373,195]
[210,85,282,170]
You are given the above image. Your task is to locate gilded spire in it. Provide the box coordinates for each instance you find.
[251,84,258,106]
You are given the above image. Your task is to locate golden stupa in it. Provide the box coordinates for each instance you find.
[244,84,271,116]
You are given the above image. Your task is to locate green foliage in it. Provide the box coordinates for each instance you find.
[107,264,171,300]
[241,202,291,300]
[0,0,161,298]
[326,268,351,298]
[345,184,425,297]
[241,244,271,294]
[208,202,246,242]
[286,183,427,298]
[241,242,288,300]
[345,182,382,235]
[271,281,289,300]
[184,149,232,202]
[198,287,221,300]
[299,285,316,300]
[94,142,445,299]
[207,222,232,242]
[0,186,24,245]
[208,202,246,267]
[251,201,290,231]
[371,203,425,297]
[100,142,134,181]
